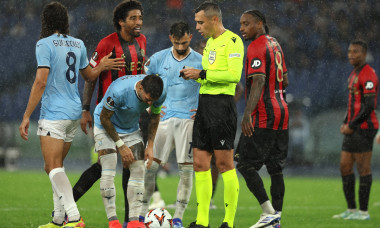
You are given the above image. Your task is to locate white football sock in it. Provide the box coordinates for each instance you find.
[261,200,276,214]
[128,160,145,221]
[100,153,117,220]
[52,186,65,224]
[173,164,193,219]
[49,167,80,222]
[141,160,159,216]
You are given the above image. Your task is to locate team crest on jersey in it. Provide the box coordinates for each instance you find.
[365,80,374,90]
[106,96,115,108]
[251,58,262,69]
[209,51,216,64]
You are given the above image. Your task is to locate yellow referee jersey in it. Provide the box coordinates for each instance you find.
[197,30,244,95]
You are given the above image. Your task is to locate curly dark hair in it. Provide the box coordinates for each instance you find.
[113,0,143,31]
[40,2,69,39]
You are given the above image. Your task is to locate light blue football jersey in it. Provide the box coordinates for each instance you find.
[93,74,166,134]
[36,34,89,120]
[145,47,202,121]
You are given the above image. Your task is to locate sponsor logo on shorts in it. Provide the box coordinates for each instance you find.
[220,139,225,146]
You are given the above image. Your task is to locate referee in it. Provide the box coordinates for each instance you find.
[181,2,244,228]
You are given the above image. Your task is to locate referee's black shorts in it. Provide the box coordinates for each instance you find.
[342,129,377,153]
[235,128,288,174]
[192,94,237,152]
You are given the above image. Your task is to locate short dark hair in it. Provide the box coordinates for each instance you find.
[40,2,69,39]
[170,22,190,39]
[243,9,269,34]
[113,0,143,31]
[350,39,367,53]
[194,1,222,21]
[141,74,163,100]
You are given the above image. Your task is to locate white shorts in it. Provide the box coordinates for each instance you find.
[94,126,143,152]
[37,119,79,142]
[153,118,194,164]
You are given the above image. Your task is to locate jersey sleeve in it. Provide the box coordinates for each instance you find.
[89,38,109,68]
[360,68,378,95]
[79,41,89,70]
[144,52,159,75]
[103,85,121,112]
[246,42,266,78]
[204,36,244,83]
[36,40,51,68]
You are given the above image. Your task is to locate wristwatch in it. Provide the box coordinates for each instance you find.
[199,70,207,80]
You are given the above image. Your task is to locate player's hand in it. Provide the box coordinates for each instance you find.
[144,146,154,169]
[340,124,354,135]
[190,109,197,120]
[160,106,167,118]
[80,111,93,135]
[376,134,380,144]
[99,52,125,71]
[19,117,30,141]
[180,68,201,80]
[118,144,135,165]
[241,112,254,137]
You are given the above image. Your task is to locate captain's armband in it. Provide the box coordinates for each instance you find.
[150,105,162,115]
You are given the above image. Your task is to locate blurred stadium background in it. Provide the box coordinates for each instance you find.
[1,0,380,175]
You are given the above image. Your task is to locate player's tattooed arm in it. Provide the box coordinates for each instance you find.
[100,108,134,163]
[80,80,97,134]
[241,75,265,137]
[145,113,160,168]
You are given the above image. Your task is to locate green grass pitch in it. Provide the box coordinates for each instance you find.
[1,170,380,227]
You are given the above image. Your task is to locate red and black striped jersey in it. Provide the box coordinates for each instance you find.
[345,64,378,130]
[89,32,146,103]
[245,34,289,130]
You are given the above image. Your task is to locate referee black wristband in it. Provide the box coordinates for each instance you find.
[199,70,207,80]
[82,104,90,111]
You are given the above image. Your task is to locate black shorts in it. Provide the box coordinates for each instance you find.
[342,129,377,153]
[192,94,237,152]
[235,128,288,172]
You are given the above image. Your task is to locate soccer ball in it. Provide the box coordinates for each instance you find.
[144,208,173,228]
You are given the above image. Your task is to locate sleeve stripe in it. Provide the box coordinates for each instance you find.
[247,73,266,79]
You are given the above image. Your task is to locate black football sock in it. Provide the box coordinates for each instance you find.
[72,163,102,201]
[342,174,356,209]
[122,167,131,221]
[270,173,285,212]
[237,163,269,204]
[154,175,159,192]
[359,174,372,211]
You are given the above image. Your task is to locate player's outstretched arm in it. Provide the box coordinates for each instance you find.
[19,68,49,141]
[80,52,125,81]
[145,113,160,169]
[100,108,134,164]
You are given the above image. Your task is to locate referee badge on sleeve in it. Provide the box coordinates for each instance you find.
[209,51,216,64]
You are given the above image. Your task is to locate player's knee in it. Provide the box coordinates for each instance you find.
[339,162,353,175]
[129,160,145,186]
[357,165,371,176]
[236,161,250,176]
[215,159,234,173]
[266,164,283,176]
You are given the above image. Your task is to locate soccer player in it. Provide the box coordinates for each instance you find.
[236,10,289,228]
[180,2,244,228]
[332,39,378,220]
[94,74,164,228]
[140,21,202,228]
[71,1,146,227]
[18,2,124,228]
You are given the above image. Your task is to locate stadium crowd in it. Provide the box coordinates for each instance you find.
[1,0,380,121]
